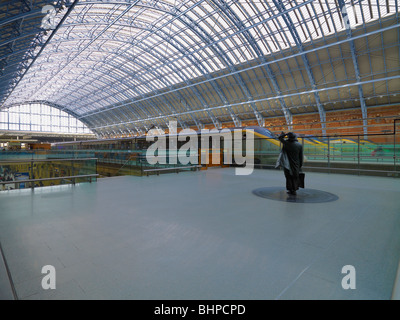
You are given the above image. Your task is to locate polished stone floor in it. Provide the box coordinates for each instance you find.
[0,168,400,300]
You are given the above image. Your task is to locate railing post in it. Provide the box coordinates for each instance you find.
[327,136,330,174]
[357,135,360,176]
[394,121,397,176]
[30,159,34,189]
[72,159,75,185]
[394,135,396,170]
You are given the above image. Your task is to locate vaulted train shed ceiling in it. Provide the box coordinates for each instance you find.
[0,0,399,137]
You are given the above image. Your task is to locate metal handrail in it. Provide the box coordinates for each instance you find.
[254,163,399,175]
[142,165,202,176]
[0,157,98,164]
[301,166,398,173]
[143,165,202,171]
[0,174,99,185]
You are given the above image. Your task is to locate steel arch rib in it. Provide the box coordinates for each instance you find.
[209,0,294,128]
[11,7,224,129]
[337,0,368,136]
[272,0,327,135]
[48,29,230,129]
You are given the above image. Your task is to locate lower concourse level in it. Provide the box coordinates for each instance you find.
[0,168,400,300]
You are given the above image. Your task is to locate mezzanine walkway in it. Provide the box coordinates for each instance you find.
[0,168,399,300]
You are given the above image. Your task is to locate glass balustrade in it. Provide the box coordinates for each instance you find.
[0,157,98,191]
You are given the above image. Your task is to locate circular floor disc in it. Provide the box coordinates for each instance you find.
[252,187,339,203]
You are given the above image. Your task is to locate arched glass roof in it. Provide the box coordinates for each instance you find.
[0,0,399,137]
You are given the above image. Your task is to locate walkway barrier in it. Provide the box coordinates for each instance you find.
[0,174,99,188]
[142,165,202,176]
[0,157,98,190]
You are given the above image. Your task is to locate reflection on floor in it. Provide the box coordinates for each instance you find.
[0,168,400,300]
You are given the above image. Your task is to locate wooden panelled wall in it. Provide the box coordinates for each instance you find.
[123,105,399,144]
[200,105,400,139]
